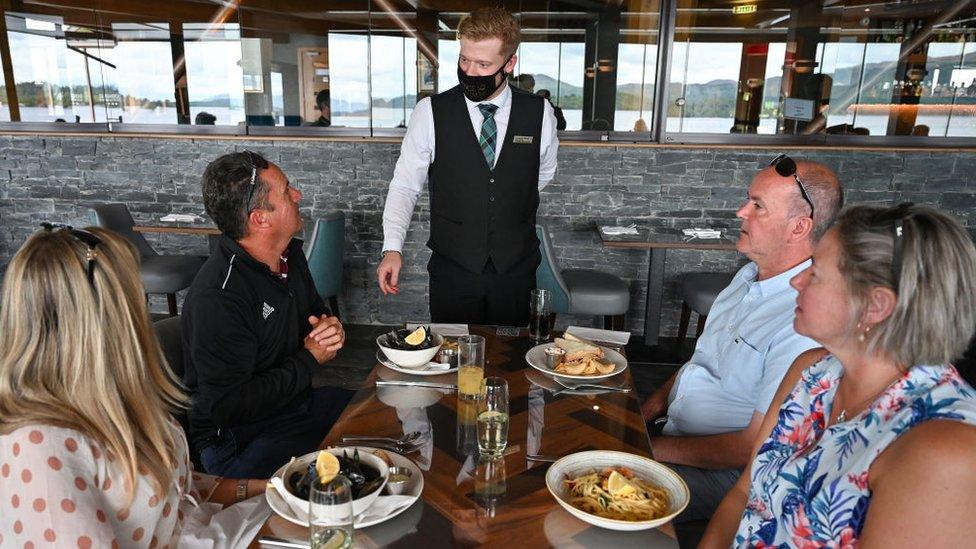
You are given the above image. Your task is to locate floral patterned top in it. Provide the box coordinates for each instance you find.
[735,356,976,548]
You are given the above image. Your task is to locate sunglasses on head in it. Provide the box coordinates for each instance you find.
[242,149,269,214]
[40,222,103,286]
[769,154,815,219]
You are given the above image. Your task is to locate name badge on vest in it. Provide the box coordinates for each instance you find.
[512,135,534,144]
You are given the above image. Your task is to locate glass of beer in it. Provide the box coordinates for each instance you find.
[309,475,354,549]
[477,377,509,457]
[457,335,485,400]
[528,289,553,343]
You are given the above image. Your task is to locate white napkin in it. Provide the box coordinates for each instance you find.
[681,227,722,239]
[161,213,204,223]
[565,326,631,346]
[600,224,639,236]
[406,323,469,337]
[267,477,416,527]
[178,493,271,548]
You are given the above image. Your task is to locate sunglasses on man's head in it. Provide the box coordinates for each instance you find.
[242,149,269,214]
[769,154,815,219]
[40,222,103,286]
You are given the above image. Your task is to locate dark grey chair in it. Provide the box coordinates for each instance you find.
[536,225,630,330]
[91,203,205,316]
[152,316,202,470]
[677,272,735,339]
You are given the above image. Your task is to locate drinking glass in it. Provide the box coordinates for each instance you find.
[309,475,354,549]
[458,335,485,400]
[528,289,553,343]
[477,377,509,457]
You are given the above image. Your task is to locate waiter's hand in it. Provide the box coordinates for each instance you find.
[377,251,402,295]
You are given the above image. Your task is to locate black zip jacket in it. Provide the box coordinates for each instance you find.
[181,235,328,450]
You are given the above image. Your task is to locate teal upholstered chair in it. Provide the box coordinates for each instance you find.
[535,225,629,330]
[306,212,345,318]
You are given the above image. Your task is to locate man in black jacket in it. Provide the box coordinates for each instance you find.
[183,150,351,478]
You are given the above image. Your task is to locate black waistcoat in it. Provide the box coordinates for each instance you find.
[427,85,543,274]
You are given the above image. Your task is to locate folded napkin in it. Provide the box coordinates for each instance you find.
[565,326,631,346]
[600,224,639,236]
[179,493,270,548]
[406,323,469,337]
[161,213,204,223]
[681,227,722,239]
[267,477,416,527]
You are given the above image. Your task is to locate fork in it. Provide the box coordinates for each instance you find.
[340,431,424,451]
[554,378,632,393]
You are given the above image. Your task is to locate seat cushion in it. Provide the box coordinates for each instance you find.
[561,269,630,316]
[680,272,735,316]
[140,255,206,294]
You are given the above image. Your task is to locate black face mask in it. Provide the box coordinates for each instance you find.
[457,57,511,102]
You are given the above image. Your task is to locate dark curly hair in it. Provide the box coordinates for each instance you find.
[201,151,273,240]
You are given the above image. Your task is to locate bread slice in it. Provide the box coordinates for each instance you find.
[554,337,604,362]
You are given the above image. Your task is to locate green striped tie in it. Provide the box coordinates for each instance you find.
[478,103,499,168]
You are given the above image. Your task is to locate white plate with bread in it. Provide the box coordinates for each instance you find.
[525,334,628,380]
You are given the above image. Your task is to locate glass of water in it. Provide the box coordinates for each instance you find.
[309,475,354,549]
[477,377,509,457]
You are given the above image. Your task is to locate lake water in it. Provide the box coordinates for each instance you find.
[4,105,975,137]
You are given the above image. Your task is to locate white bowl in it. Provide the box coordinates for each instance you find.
[277,447,390,517]
[545,450,690,531]
[377,331,444,369]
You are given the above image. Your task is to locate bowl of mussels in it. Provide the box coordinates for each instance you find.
[279,447,390,516]
[376,326,444,369]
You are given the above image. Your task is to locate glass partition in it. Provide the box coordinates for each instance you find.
[3,4,109,124]
[1,0,974,144]
[668,0,976,139]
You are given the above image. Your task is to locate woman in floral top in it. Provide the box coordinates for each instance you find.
[701,204,976,548]
[0,226,265,547]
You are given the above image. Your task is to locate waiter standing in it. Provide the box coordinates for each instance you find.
[376,6,558,325]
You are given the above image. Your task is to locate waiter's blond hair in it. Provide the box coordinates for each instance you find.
[457,6,521,57]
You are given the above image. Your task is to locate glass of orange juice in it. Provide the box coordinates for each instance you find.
[457,335,485,400]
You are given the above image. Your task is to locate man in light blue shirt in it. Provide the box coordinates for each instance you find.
[642,156,844,522]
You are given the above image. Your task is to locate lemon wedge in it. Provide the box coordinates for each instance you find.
[404,326,427,346]
[607,470,636,497]
[315,451,341,484]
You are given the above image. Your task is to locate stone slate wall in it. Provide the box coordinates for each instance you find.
[0,134,973,337]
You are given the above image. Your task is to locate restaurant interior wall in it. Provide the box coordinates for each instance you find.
[1,134,973,336]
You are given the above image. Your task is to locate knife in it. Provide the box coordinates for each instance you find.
[376,380,457,390]
[259,536,309,548]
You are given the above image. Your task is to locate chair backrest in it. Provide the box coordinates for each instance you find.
[306,212,345,301]
[535,225,572,314]
[153,315,184,379]
[91,203,158,258]
[152,315,204,469]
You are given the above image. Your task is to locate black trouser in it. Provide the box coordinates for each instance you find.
[428,252,539,326]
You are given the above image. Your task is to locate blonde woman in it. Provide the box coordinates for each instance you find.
[701,204,976,547]
[0,225,264,548]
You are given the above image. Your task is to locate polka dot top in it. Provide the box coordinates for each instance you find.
[0,423,218,549]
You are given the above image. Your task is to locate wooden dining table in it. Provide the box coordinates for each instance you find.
[252,326,678,548]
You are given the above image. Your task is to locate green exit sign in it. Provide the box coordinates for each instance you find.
[733,5,757,14]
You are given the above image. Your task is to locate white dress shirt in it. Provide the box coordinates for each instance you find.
[381,84,559,253]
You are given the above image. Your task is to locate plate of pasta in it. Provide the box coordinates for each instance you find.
[545,450,689,531]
